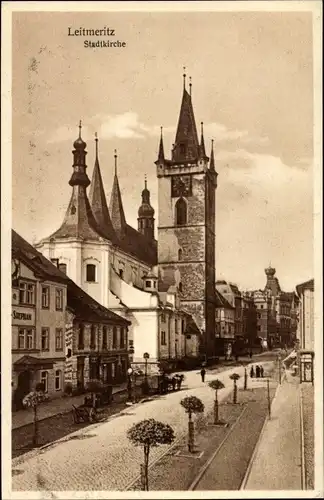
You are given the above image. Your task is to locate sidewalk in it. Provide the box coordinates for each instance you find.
[243,371,302,490]
[12,383,127,430]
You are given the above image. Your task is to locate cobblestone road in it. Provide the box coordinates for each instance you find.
[12,365,257,492]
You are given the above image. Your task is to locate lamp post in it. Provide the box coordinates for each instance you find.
[143,352,150,383]
[127,367,133,403]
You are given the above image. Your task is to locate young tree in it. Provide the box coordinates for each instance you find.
[22,383,46,446]
[208,379,225,424]
[127,418,175,491]
[229,373,240,404]
[180,395,204,453]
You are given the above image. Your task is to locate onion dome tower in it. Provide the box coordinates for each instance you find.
[138,175,155,240]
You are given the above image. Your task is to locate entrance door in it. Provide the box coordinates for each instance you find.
[77,357,85,389]
[16,370,31,409]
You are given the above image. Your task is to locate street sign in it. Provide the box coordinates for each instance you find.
[143,352,150,359]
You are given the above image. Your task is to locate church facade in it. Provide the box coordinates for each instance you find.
[36,74,216,366]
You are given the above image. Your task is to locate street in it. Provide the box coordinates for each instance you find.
[13,364,256,491]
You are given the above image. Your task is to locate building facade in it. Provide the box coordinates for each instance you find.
[296,279,314,351]
[216,281,243,336]
[156,74,218,362]
[12,230,68,409]
[65,279,130,392]
[241,292,258,347]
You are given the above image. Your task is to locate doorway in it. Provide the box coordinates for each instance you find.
[77,357,85,389]
[15,370,32,409]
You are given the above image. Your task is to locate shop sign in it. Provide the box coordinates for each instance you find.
[12,307,35,325]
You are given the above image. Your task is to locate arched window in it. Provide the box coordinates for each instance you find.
[178,248,183,261]
[86,264,96,282]
[175,198,187,226]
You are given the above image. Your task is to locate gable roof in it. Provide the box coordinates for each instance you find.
[296,279,314,296]
[215,289,234,309]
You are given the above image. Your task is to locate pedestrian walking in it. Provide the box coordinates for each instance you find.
[260,365,264,378]
[250,365,255,378]
[256,365,260,378]
[200,368,206,383]
[249,350,253,359]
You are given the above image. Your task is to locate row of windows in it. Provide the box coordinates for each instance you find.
[18,327,63,351]
[40,370,62,392]
[78,325,126,350]
[19,281,64,310]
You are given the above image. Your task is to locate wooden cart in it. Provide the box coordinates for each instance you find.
[72,404,98,424]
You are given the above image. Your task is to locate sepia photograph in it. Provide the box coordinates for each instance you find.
[1,1,322,498]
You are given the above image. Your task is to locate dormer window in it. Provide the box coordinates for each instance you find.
[86,264,96,282]
[180,143,186,156]
[145,280,151,289]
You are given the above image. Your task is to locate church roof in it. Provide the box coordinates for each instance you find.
[172,88,199,162]
[49,188,107,241]
[89,136,117,243]
[109,153,127,235]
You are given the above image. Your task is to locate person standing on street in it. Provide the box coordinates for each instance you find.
[200,367,206,382]
[250,365,255,378]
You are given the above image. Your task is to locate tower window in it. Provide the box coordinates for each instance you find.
[175,198,187,226]
[180,143,186,156]
[86,264,96,282]
[119,268,124,279]
[145,280,151,288]
[178,249,183,261]
[179,282,183,293]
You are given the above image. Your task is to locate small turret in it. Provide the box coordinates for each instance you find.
[138,175,155,240]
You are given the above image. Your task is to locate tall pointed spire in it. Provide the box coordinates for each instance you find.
[183,66,186,89]
[158,126,165,162]
[199,121,206,158]
[172,70,199,162]
[109,150,127,235]
[210,139,215,171]
[89,133,116,242]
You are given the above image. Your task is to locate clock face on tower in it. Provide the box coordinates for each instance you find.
[171,175,192,198]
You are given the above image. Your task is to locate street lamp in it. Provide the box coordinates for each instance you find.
[143,352,150,383]
[127,367,133,403]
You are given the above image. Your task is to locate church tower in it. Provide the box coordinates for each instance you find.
[137,175,155,240]
[156,71,218,362]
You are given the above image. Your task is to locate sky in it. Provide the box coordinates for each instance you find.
[11,9,314,291]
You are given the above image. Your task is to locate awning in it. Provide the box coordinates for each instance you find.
[13,355,55,372]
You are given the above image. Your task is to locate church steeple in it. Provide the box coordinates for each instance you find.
[157,126,165,162]
[109,150,127,235]
[89,133,117,243]
[50,123,105,240]
[172,72,199,163]
[199,121,208,160]
[138,175,155,240]
[210,139,215,171]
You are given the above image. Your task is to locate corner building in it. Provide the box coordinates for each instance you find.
[156,75,218,362]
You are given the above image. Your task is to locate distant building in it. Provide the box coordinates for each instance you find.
[216,281,243,337]
[250,266,299,348]
[215,288,235,357]
[241,292,258,347]
[296,279,314,351]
